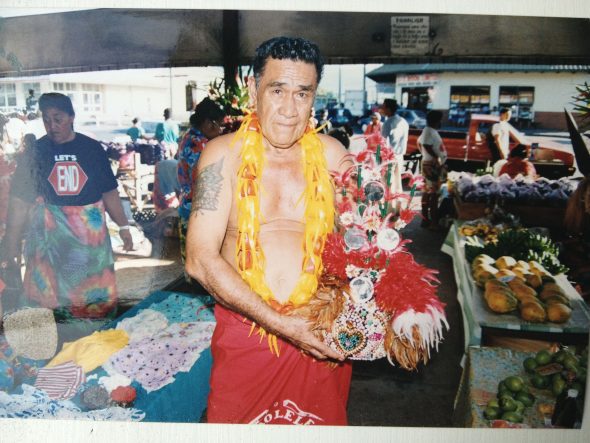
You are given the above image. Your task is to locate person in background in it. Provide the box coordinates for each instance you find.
[562,177,590,299]
[317,109,332,134]
[364,112,382,136]
[126,117,146,142]
[498,143,537,179]
[380,98,409,194]
[417,110,447,229]
[25,89,38,113]
[177,97,225,266]
[0,92,133,341]
[491,107,512,160]
[328,127,350,149]
[155,108,180,158]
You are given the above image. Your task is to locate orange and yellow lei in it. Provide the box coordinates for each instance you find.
[231,112,335,355]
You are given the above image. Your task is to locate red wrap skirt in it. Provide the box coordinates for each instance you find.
[207,304,352,425]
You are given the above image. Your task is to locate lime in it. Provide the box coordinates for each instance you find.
[515,391,535,407]
[523,357,538,373]
[563,356,580,372]
[514,400,525,414]
[535,350,552,365]
[487,399,500,409]
[552,377,567,397]
[552,373,565,384]
[500,397,517,412]
[484,406,501,420]
[552,350,567,364]
[504,376,525,393]
[531,373,550,389]
[501,411,523,423]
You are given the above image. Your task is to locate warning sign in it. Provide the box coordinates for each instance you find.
[391,16,430,55]
[48,161,88,196]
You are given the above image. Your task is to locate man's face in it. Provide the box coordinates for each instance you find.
[249,58,317,149]
[500,110,512,122]
[380,103,392,117]
[42,107,75,144]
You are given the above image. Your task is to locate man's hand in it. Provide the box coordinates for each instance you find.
[278,315,345,362]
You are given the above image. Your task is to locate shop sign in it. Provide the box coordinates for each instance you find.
[390,16,429,55]
[397,73,439,87]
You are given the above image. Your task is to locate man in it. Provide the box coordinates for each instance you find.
[155,108,180,158]
[317,108,332,134]
[491,107,512,160]
[185,36,352,425]
[26,89,38,112]
[380,98,409,194]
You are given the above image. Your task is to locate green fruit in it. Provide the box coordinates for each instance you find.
[535,350,552,365]
[505,376,525,393]
[515,391,535,407]
[514,400,526,414]
[487,399,500,409]
[552,373,565,384]
[501,411,524,423]
[498,390,514,400]
[563,356,580,372]
[531,373,551,389]
[500,397,517,412]
[523,357,538,373]
[552,350,567,364]
[552,377,567,396]
[577,367,587,383]
[484,406,501,420]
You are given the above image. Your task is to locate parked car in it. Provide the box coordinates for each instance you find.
[405,113,575,179]
[357,108,427,131]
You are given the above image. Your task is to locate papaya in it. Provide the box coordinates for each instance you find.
[546,303,572,323]
[520,301,547,323]
[496,256,517,270]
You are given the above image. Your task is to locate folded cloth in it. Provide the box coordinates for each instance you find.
[3,308,58,360]
[47,329,128,373]
[34,361,85,400]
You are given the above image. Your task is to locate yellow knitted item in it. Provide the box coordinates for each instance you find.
[47,329,129,373]
[232,113,335,355]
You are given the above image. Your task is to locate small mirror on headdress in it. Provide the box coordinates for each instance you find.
[349,276,375,303]
[364,181,385,202]
[376,228,401,251]
[344,227,367,250]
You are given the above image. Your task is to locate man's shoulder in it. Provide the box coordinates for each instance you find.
[317,133,351,172]
[198,132,241,165]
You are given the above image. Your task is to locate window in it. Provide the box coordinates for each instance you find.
[449,86,491,126]
[499,86,535,122]
[0,83,17,111]
[81,84,102,113]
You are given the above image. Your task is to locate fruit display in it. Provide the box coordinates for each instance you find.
[524,348,587,398]
[449,171,576,206]
[472,254,573,323]
[483,375,535,423]
[481,347,587,427]
[466,228,568,277]
[459,220,502,244]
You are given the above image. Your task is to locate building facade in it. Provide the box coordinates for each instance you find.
[367,64,590,130]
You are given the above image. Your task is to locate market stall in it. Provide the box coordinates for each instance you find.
[442,221,590,350]
[0,291,215,422]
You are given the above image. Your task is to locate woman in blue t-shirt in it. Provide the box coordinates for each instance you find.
[0,93,133,340]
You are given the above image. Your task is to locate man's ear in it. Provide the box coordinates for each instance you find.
[247,76,257,109]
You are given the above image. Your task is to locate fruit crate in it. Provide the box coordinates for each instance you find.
[453,194,491,220]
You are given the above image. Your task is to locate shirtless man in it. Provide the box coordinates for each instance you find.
[185,37,352,425]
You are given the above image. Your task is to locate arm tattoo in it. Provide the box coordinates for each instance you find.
[191,157,224,215]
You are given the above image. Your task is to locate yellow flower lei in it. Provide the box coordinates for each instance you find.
[231,112,335,354]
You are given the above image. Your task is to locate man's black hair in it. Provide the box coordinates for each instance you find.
[426,110,443,127]
[191,97,225,127]
[383,98,399,114]
[509,143,528,159]
[253,36,324,85]
[500,107,511,115]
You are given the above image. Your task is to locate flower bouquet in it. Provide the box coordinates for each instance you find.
[294,139,448,370]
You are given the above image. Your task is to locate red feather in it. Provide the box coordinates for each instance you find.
[374,252,444,314]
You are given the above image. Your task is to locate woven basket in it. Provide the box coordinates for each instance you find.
[3,308,58,360]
